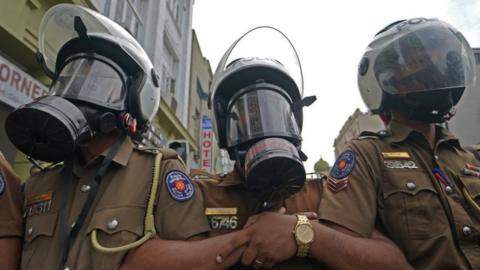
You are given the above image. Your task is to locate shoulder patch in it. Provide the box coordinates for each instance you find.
[165,170,195,201]
[330,150,356,179]
[0,171,6,196]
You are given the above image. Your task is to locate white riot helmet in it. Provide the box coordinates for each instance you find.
[358,18,476,123]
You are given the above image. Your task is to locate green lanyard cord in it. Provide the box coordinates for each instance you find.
[91,152,162,253]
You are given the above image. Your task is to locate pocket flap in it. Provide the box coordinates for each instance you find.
[86,206,145,236]
[382,171,437,198]
[25,211,58,242]
[460,176,480,198]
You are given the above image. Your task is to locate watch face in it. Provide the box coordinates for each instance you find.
[296,224,314,244]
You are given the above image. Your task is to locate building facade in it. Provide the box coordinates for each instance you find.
[188,30,234,174]
[333,108,385,157]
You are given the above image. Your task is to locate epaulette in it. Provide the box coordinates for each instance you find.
[190,168,221,182]
[29,162,62,176]
[305,172,327,182]
[132,142,161,154]
[358,130,390,140]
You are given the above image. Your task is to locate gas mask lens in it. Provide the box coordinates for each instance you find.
[52,58,126,111]
[226,89,300,148]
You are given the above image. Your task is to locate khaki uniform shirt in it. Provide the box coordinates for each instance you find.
[21,139,210,270]
[0,154,23,238]
[320,120,480,269]
[194,169,325,270]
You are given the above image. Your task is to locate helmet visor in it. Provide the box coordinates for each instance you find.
[226,90,300,147]
[51,58,126,110]
[374,22,475,95]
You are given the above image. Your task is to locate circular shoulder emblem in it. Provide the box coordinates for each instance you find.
[330,150,356,179]
[0,172,6,196]
[165,170,195,201]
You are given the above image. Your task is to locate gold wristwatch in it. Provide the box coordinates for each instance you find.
[292,214,314,257]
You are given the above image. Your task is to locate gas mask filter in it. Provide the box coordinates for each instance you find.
[243,137,306,203]
[5,95,92,162]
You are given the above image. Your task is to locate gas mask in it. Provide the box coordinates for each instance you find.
[210,27,315,204]
[225,84,310,204]
[5,56,130,162]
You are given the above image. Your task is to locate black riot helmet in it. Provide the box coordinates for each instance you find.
[210,26,315,157]
[358,18,476,123]
[5,4,160,162]
[209,26,316,204]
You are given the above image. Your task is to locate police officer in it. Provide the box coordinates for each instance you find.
[319,18,480,269]
[5,5,213,270]
[195,27,411,270]
[0,152,23,270]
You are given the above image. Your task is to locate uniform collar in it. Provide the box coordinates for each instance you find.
[385,119,461,149]
[72,137,134,177]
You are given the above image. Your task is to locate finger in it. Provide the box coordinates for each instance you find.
[296,211,318,220]
[217,244,247,267]
[216,230,251,263]
[245,214,262,228]
[276,207,286,214]
[241,244,259,266]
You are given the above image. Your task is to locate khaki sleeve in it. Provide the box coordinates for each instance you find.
[319,141,379,237]
[155,158,210,240]
[0,156,24,238]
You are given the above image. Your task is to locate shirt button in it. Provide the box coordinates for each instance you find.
[107,219,119,230]
[64,267,70,270]
[80,184,91,193]
[462,226,472,236]
[71,222,76,228]
[434,155,439,160]
[406,182,416,190]
[27,227,33,236]
[445,186,453,194]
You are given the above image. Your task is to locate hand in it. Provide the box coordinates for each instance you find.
[218,208,301,269]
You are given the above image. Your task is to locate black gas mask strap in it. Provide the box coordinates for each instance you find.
[59,133,126,269]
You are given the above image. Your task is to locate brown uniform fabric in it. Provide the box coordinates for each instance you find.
[320,120,480,270]
[21,139,210,270]
[194,169,325,270]
[0,154,24,238]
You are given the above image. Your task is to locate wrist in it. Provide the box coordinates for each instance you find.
[292,214,314,257]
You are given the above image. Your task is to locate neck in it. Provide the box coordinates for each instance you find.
[80,130,121,164]
[392,112,436,147]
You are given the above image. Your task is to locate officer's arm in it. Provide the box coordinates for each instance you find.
[120,233,245,270]
[0,238,21,270]
[308,221,412,270]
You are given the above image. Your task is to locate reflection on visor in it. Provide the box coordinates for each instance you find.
[226,90,300,147]
[51,58,126,110]
[374,23,474,94]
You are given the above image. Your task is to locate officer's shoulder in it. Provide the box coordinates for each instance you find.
[305,172,327,182]
[190,169,222,183]
[355,130,390,141]
[132,142,178,159]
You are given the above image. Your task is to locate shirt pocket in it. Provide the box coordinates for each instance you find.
[86,206,145,270]
[459,175,480,208]
[22,211,58,269]
[381,170,446,240]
